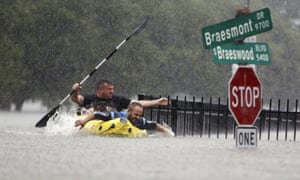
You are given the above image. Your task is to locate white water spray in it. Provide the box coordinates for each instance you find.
[45,112,80,136]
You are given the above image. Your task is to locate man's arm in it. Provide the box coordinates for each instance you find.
[155,124,174,137]
[137,118,174,137]
[74,112,95,128]
[131,97,170,108]
[71,83,84,106]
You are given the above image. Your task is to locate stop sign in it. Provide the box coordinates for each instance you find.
[229,66,262,126]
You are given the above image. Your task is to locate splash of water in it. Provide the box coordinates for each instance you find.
[162,121,175,137]
[147,122,175,137]
[45,112,80,136]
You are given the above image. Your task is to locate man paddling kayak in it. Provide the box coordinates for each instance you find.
[71,79,169,111]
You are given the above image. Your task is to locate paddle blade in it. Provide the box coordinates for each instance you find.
[35,105,60,128]
[130,16,149,37]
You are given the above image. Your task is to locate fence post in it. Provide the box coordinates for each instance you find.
[171,97,178,136]
[192,96,195,136]
[276,99,281,140]
[217,97,221,139]
[166,96,171,125]
[268,99,272,140]
[156,95,162,124]
[225,98,229,139]
[294,99,298,141]
[258,99,264,140]
[183,96,187,136]
[200,97,204,137]
[285,99,289,141]
[208,97,212,138]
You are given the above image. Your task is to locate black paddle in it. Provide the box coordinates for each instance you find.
[35,16,149,127]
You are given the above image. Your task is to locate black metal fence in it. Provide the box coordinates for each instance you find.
[138,94,300,141]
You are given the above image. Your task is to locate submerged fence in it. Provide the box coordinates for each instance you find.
[138,94,300,141]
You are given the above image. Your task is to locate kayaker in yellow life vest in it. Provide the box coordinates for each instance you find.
[75,101,173,136]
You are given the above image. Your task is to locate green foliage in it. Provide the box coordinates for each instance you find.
[0,0,300,110]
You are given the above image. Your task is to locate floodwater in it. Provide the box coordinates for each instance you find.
[1,111,300,180]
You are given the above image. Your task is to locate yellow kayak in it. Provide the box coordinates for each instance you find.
[81,117,147,137]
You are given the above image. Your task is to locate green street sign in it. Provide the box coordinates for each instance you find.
[202,8,273,49]
[211,42,271,65]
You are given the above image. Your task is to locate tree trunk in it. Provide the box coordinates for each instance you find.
[14,99,25,112]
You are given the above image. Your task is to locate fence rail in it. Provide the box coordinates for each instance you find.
[138,94,300,141]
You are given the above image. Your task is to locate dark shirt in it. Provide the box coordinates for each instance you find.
[82,94,131,111]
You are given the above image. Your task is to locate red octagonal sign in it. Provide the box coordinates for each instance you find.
[229,66,262,126]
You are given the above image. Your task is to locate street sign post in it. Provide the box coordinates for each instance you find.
[202,8,272,49]
[229,66,262,126]
[211,42,271,65]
